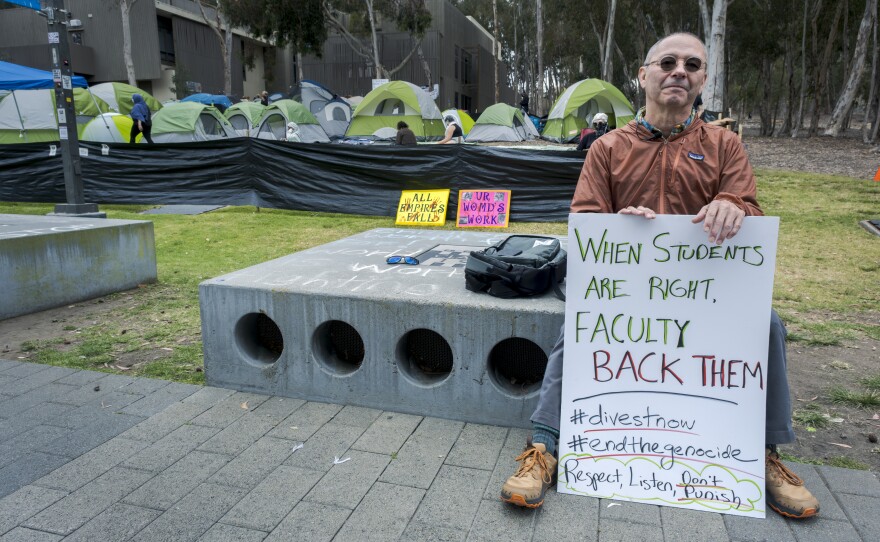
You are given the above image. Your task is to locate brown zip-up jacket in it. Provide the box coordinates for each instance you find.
[570,117,763,217]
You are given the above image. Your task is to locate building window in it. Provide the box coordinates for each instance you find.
[461,95,472,113]
[454,92,459,108]
[454,45,460,80]
[462,50,472,84]
[157,16,175,65]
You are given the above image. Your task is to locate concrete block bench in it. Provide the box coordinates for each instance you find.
[199,228,565,427]
[1,214,157,320]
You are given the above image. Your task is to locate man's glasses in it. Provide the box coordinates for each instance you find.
[386,256,419,265]
[646,56,705,73]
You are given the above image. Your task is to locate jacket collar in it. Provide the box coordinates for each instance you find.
[634,107,699,141]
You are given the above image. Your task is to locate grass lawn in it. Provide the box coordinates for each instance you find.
[1,169,878,384]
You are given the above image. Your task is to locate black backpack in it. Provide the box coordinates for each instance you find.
[464,235,566,300]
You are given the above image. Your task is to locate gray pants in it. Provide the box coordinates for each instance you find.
[531,310,795,445]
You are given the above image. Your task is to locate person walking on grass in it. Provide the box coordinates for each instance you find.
[500,31,820,520]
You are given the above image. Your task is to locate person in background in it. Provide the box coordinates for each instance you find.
[285,122,301,142]
[129,93,153,144]
[396,121,417,145]
[260,91,269,106]
[438,116,463,144]
[499,31,820,521]
[576,112,610,151]
[520,92,530,115]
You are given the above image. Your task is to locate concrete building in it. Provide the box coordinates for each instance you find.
[0,0,291,102]
[301,0,514,115]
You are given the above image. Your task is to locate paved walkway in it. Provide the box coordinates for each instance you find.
[0,359,877,542]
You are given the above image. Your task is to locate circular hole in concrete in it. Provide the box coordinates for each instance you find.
[234,312,283,367]
[488,338,548,396]
[312,320,364,375]
[396,328,453,386]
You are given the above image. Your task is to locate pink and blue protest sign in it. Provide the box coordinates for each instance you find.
[456,190,510,228]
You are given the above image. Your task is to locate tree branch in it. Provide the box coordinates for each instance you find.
[197,0,224,41]
[322,1,374,61]
[387,35,424,77]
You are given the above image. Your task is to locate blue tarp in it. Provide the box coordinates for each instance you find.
[181,93,233,112]
[0,60,88,90]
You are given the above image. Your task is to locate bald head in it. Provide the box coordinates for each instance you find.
[644,32,708,65]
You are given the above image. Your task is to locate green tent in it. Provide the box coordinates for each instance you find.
[89,82,162,115]
[465,103,541,142]
[150,102,236,142]
[255,99,329,142]
[542,79,635,143]
[224,102,267,136]
[0,88,112,143]
[345,81,445,141]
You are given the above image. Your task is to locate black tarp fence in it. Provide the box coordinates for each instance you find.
[0,140,586,222]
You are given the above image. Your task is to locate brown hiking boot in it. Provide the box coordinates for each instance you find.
[500,442,557,508]
[766,449,820,519]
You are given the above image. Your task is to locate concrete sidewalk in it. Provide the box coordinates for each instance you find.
[0,360,877,541]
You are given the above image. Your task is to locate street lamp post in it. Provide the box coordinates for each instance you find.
[42,0,103,217]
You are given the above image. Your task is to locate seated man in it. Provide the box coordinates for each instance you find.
[500,31,820,520]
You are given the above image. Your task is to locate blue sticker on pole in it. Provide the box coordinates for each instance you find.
[4,0,42,11]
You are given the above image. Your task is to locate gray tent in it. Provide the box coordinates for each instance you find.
[290,80,351,140]
[465,103,540,143]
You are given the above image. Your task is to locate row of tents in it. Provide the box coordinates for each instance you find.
[1,60,636,145]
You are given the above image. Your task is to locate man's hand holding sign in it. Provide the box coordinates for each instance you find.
[500,32,820,520]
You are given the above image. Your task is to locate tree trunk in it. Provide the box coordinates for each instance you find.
[825,0,876,136]
[197,1,232,95]
[779,33,795,135]
[864,6,878,142]
[297,52,304,81]
[415,39,431,87]
[602,0,617,82]
[493,0,499,103]
[120,0,138,87]
[810,1,842,136]
[224,19,233,95]
[703,0,729,113]
[698,0,711,43]
[365,0,385,78]
[792,0,810,137]
[536,0,543,115]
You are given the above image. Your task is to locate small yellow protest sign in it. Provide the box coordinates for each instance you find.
[395,189,450,226]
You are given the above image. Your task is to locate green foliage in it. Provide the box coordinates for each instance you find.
[829,386,880,408]
[827,456,870,470]
[792,403,829,430]
[221,0,327,54]
[862,374,880,391]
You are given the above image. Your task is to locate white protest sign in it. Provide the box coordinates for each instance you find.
[558,214,778,518]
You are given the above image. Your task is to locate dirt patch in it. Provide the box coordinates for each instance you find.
[743,135,880,180]
[488,129,880,180]
[0,294,138,356]
[785,338,880,471]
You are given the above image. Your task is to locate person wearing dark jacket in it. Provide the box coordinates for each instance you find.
[129,93,153,144]
[396,121,417,145]
[576,112,610,151]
